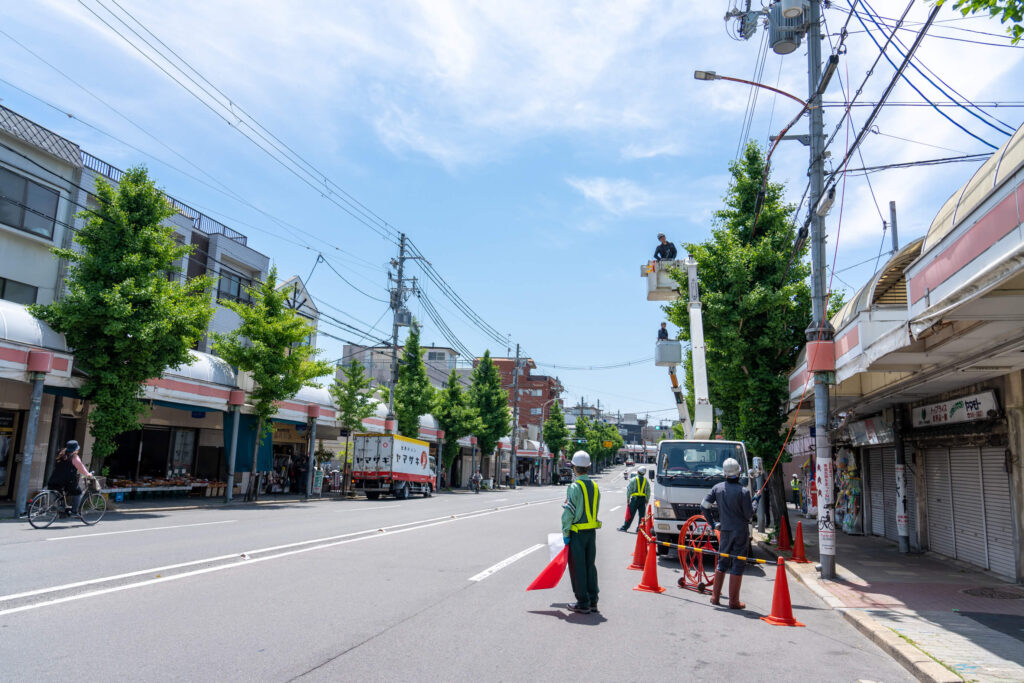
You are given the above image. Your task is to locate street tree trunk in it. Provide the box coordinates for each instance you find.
[768,467,791,541]
[248,417,263,502]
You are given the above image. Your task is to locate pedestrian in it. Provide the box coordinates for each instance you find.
[618,467,649,532]
[701,458,758,609]
[791,474,801,508]
[657,322,669,341]
[561,450,600,614]
[653,233,677,261]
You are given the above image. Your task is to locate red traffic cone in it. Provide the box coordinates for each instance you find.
[777,517,792,552]
[628,527,647,570]
[790,522,809,563]
[760,558,805,627]
[634,538,666,594]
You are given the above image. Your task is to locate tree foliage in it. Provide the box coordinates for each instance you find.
[330,359,376,434]
[433,369,482,472]
[542,400,568,460]
[394,326,434,438]
[573,416,623,468]
[214,265,332,476]
[935,0,1023,43]
[31,167,214,462]
[666,142,811,468]
[469,350,510,460]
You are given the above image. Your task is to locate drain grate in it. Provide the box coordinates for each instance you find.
[960,586,1024,600]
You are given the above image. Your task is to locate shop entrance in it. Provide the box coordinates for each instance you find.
[864,446,918,548]
[0,410,21,500]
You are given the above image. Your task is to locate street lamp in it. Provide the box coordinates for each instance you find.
[693,69,807,107]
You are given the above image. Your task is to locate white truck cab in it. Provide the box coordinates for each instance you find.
[649,439,750,555]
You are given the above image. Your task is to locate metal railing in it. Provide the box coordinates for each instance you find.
[80,151,247,246]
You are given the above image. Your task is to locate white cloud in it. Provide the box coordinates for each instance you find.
[621,142,683,160]
[566,176,651,214]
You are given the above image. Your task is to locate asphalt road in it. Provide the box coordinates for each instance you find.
[0,466,912,682]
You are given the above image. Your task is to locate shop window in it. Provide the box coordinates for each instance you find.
[0,277,37,305]
[217,267,253,305]
[0,167,59,239]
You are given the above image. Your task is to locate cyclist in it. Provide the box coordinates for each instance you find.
[471,469,483,493]
[47,440,92,516]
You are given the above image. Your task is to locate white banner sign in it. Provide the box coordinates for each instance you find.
[911,390,998,428]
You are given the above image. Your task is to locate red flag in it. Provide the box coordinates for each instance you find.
[526,546,568,591]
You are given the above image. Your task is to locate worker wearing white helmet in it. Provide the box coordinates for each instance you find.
[701,456,758,610]
[560,450,601,614]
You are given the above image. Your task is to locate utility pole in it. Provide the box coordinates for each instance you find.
[889,201,899,252]
[510,344,521,489]
[805,0,837,580]
[386,234,422,432]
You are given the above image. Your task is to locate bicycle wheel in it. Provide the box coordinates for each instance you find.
[79,492,106,525]
[28,491,60,529]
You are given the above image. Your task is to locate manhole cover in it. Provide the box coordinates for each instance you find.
[960,586,1024,600]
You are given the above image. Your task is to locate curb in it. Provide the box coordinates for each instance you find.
[756,539,960,683]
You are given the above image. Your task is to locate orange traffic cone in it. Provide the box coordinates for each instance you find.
[790,522,809,563]
[760,558,805,627]
[777,517,792,552]
[628,527,647,570]
[634,538,666,594]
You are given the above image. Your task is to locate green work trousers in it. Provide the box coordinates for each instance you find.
[567,528,599,608]
[622,496,647,531]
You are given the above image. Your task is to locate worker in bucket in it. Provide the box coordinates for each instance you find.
[618,467,649,533]
[657,322,669,341]
[653,233,677,261]
[701,457,757,609]
[561,450,601,614]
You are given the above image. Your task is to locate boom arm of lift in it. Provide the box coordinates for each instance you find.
[684,257,714,439]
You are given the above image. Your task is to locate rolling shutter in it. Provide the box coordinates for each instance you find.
[881,446,898,541]
[867,448,885,537]
[949,447,986,568]
[924,448,955,558]
[981,447,1016,579]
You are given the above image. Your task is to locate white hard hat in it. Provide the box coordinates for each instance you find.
[722,458,741,477]
[571,451,591,467]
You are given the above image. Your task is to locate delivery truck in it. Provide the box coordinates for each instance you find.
[352,433,436,500]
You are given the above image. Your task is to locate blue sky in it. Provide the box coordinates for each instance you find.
[2,1,1021,422]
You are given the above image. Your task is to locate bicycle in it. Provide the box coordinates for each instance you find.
[28,479,106,529]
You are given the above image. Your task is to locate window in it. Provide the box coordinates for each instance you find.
[426,351,446,361]
[530,407,542,416]
[0,277,37,305]
[0,167,59,239]
[217,267,253,304]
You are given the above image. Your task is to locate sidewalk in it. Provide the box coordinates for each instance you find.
[757,509,1024,683]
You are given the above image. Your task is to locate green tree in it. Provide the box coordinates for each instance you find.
[31,167,214,464]
[666,141,811,524]
[469,350,511,468]
[330,358,377,486]
[935,0,1023,43]
[394,327,434,438]
[214,265,332,500]
[542,401,568,468]
[433,369,482,480]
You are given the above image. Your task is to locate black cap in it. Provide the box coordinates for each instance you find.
[64,440,80,453]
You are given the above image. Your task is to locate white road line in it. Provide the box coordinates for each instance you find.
[495,498,508,502]
[468,544,544,582]
[45,520,237,541]
[609,506,622,512]
[0,498,561,614]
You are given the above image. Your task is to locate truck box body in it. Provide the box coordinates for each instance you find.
[353,433,434,483]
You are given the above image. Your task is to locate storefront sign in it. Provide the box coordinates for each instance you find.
[911,390,998,428]
[312,469,324,496]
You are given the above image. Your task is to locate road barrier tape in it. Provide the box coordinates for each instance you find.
[640,527,769,565]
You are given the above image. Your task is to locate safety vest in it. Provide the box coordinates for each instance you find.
[631,476,648,498]
[570,479,601,532]
[791,479,800,491]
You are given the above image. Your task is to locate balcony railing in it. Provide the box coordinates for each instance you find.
[80,151,248,246]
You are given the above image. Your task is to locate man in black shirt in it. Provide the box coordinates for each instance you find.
[657,322,669,341]
[653,233,677,261]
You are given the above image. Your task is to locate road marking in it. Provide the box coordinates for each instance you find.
[0,497,562,614]
[468,544,544,582]
[495,498,508,502]
[44,520,237,541]
[610,505,622,512]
